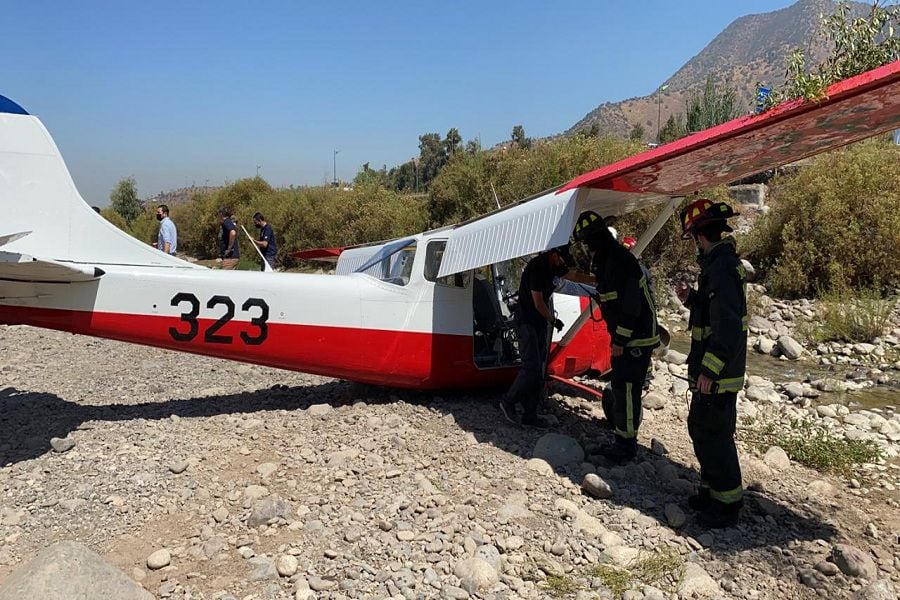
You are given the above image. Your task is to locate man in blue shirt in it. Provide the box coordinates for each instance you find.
[252,212,278,271]
[217,208,239,269]
[156,204,177,255]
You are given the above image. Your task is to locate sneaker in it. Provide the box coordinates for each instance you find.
[521,414,551,430]
[688,488,712,511]
[498,398,519,424]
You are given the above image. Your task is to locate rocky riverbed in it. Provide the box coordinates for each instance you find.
[0,324,898,600]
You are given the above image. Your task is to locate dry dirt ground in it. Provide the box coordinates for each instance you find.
[0,325,897,600]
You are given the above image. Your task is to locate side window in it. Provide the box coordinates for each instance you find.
[425,241,470,288]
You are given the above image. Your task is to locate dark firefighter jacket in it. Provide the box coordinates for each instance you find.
[591,239,659,349]
[686,237,748,393]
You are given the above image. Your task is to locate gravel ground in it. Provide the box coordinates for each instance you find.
[0,324,897,600]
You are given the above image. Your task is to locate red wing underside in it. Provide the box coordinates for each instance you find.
[290,247,347,262]
[561,60,900,196]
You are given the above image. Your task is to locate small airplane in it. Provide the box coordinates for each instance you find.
[1,60,899,392]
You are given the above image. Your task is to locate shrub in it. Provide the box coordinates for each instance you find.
[803,286,896,343]
[740,416,883,476]
[166,179,427,268]
[427,134,643,227]
[742,138,900,297]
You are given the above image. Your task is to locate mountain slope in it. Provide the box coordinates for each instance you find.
[568,0,870,139]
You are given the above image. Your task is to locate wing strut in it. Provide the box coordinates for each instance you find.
[632,197,683,257]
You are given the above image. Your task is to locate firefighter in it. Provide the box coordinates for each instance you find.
[676,198,747,528]
[574,211,659,461]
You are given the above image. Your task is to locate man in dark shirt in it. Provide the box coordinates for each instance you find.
[217,208,240,270]
[252,212,278,271]
[500,246,571,428]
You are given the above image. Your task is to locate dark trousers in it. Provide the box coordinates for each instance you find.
[608,347,652,441]
[506,321,549,419]
[688,392,743,504]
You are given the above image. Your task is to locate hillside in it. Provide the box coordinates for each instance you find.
[568,0,870,140]
[146,185,220,208]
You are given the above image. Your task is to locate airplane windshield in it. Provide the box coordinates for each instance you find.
[354,237,417,286]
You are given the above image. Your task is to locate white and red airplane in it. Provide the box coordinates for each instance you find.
[2,60,899,391]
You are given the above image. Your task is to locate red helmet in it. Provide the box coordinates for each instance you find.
[622,236,637,250]
[679,199,738,239]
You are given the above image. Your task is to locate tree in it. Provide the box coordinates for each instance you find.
[658,114,687,144]
[684,75,739,134]
[465,138,482,155]
[629,122,645,141]
[656,75,738,143]
[110,177,141,225]
[417,133,448,189]
[511,125,531,149]
[444,128,462,156]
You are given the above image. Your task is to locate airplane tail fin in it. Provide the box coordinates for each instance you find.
[0,95,193,268]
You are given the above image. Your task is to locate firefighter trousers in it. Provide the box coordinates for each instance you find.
[507,321,549,420]
[687,391,743,504]
[608,347,652,440]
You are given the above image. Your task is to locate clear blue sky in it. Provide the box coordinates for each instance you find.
[2,0,796,205]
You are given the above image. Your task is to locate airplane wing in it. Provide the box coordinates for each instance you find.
[437,60,900,277]
[291,246,349,262]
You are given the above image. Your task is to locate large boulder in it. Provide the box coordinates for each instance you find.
[832,544,878,580]
[453,557,498,594]
[678,562,722,598]
[777,336,804,360]
[533,433,584,467]
[247,495,292,528]
[0,541,153,600]
[854,579,896,600]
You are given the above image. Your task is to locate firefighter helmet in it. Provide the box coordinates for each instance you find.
[573,211,606,241]
[679,199,738,239]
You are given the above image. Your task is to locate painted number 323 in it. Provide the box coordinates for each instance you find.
[168,293,269,345]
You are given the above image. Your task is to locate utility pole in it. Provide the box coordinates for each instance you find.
[256,165,261,178]
[657,84,669,143]
[333,150,340,186]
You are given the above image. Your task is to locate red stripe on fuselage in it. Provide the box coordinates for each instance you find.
[0,306,518,390]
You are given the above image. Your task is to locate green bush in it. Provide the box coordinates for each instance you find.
[166,179,427,268]
[427,134,643,226]
[803,287,896,343]
[742,138,900,298]
[740,416,883,476]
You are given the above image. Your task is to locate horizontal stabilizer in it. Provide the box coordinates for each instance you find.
[0,231,32,247]
[0,251,104,282]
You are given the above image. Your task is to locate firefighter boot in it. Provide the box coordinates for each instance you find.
[598,437,638,463]
[688,487,712,511]
[696,499,742,529]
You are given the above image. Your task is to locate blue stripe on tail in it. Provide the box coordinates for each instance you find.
[0,96,28,115]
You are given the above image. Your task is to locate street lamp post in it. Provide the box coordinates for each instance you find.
[656,84,669,143]
[333,150,340,186]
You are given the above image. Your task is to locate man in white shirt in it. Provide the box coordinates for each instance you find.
[156,204,177,255]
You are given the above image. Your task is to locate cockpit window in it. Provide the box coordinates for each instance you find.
[425,240,470,288]
[354,237,417,286]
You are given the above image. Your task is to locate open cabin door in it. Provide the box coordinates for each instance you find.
[471,259,522,369]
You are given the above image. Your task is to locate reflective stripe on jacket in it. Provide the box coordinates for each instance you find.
[591,243,659,349]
